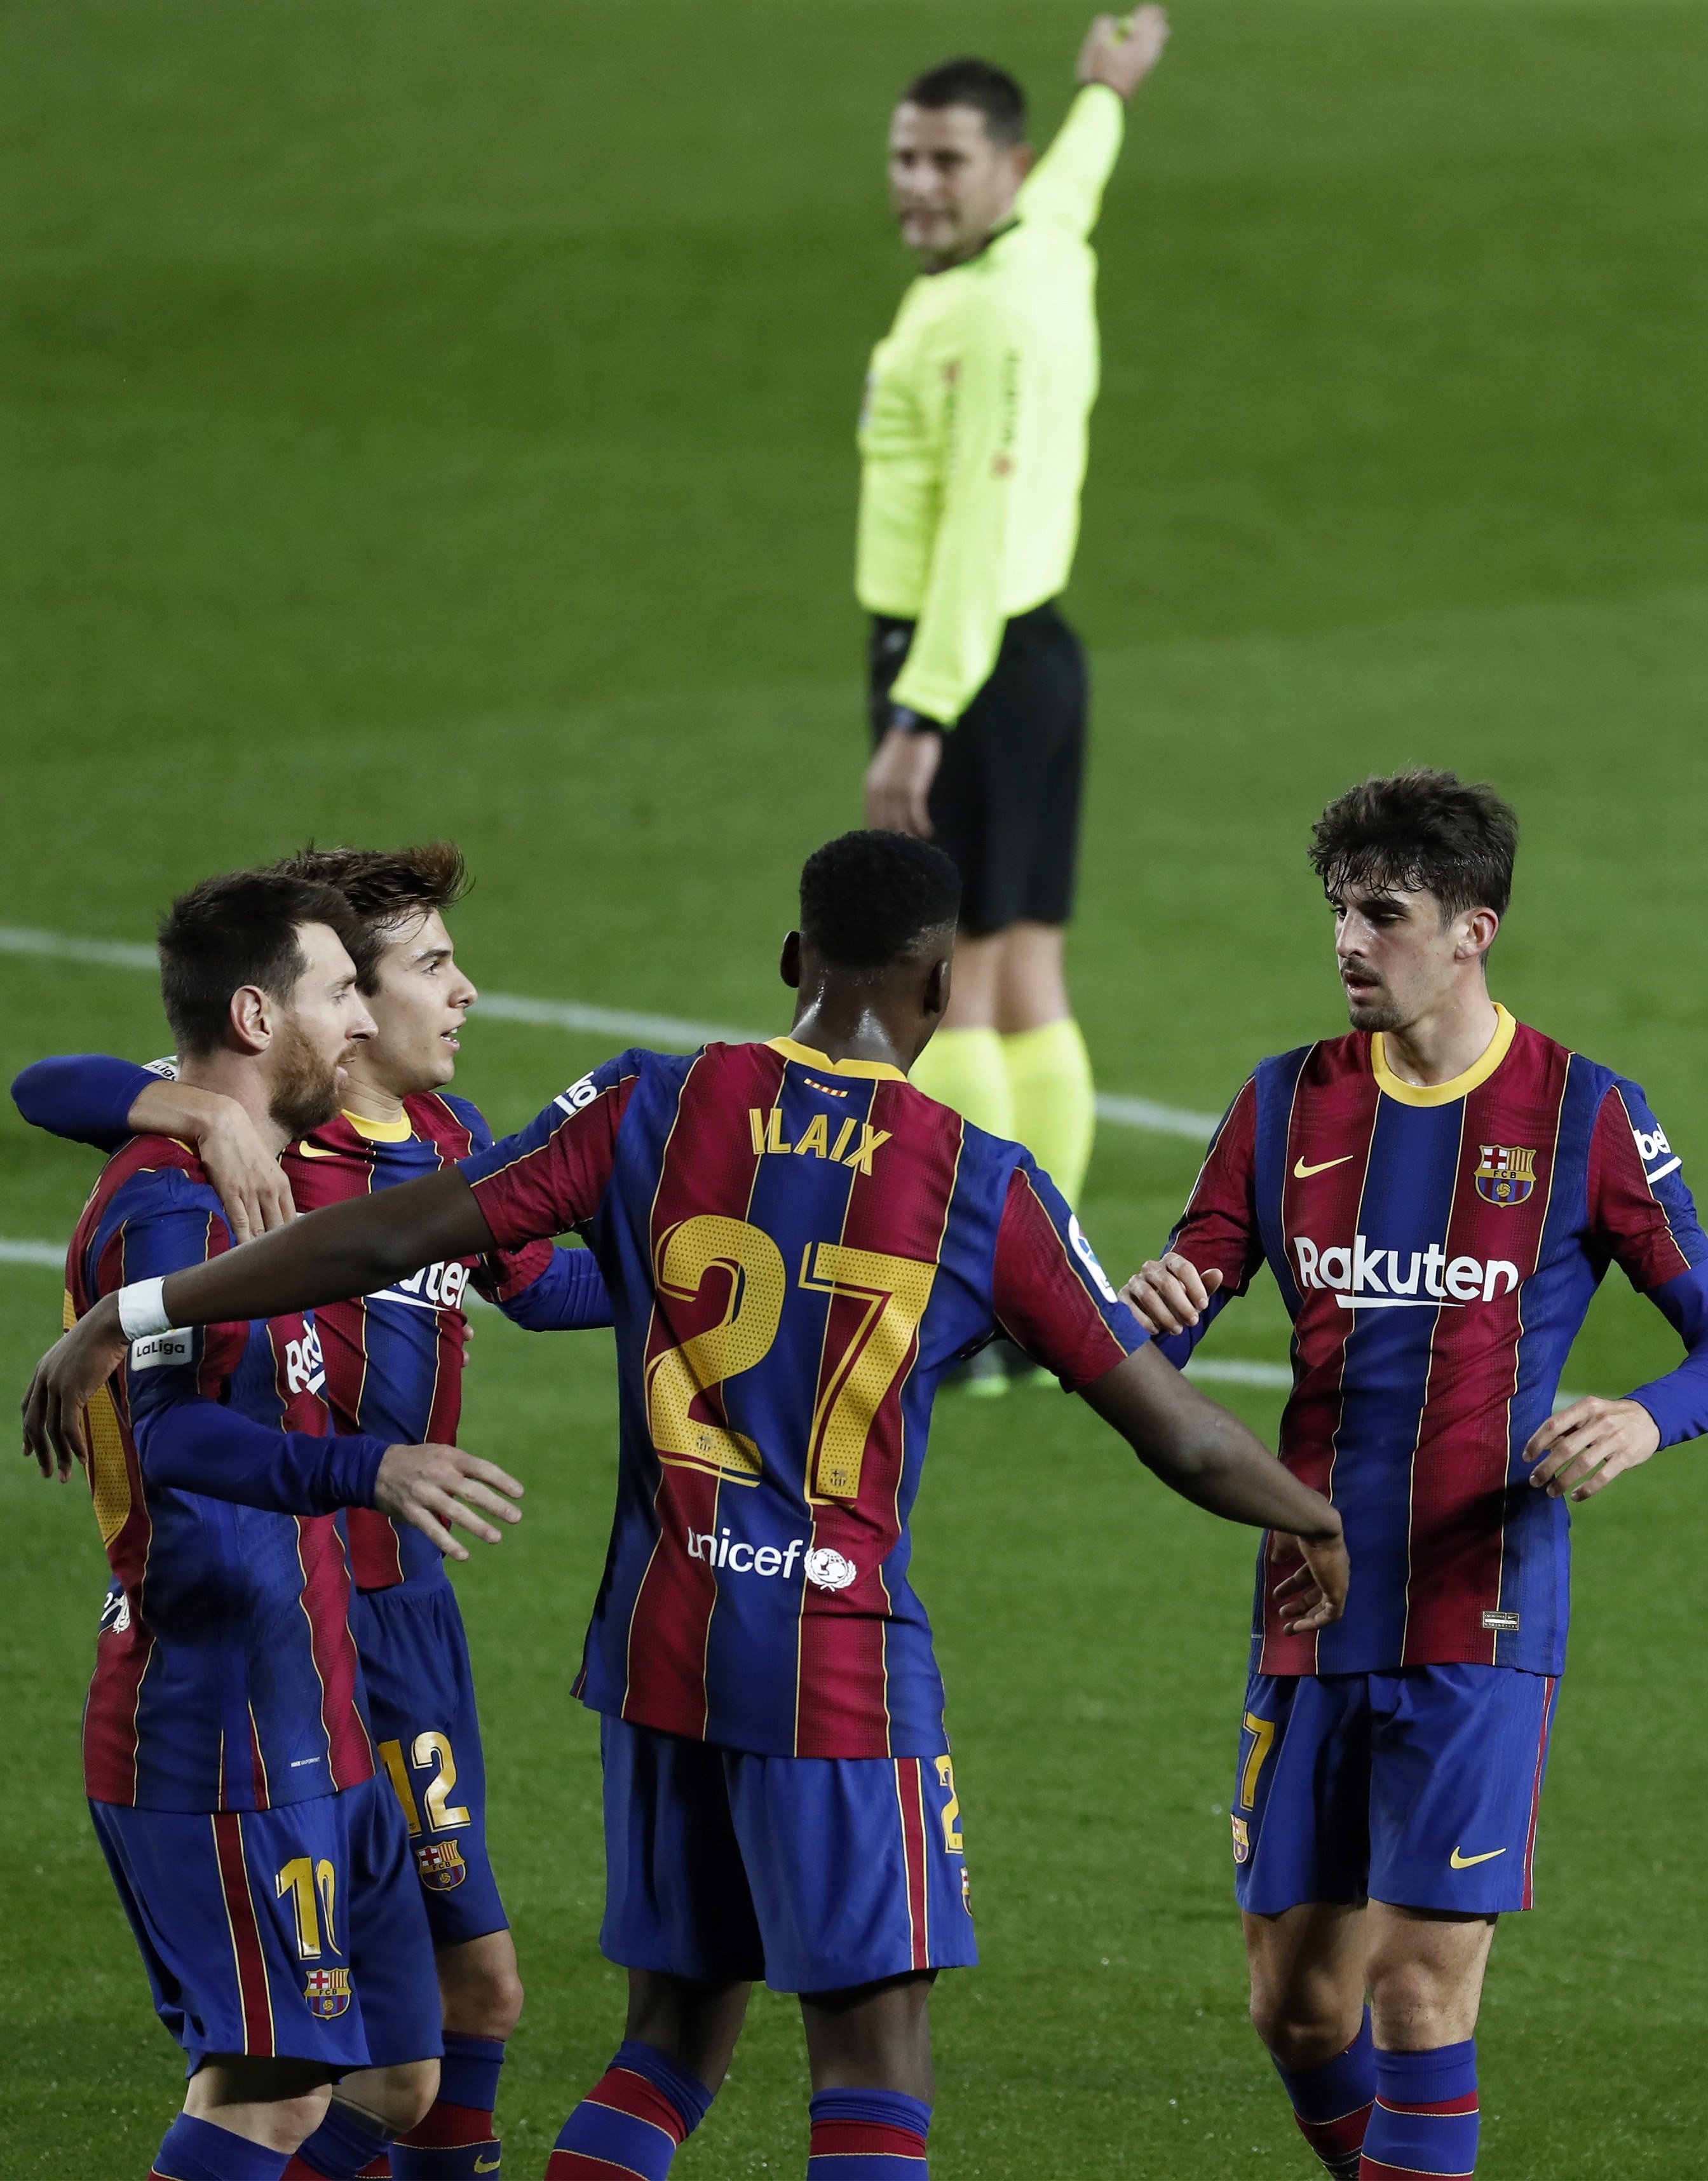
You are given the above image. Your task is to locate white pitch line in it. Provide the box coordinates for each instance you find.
[0,1239,66,1267]
[0,923,1218,1141]
[0,1241,1589,1407]
[1185,1357,1291,1389]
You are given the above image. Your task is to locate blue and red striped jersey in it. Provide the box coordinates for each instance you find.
[285,1091,609,1593]
[459,1036,1146,1758]
[8,1057,614,1597]
[70,1138,378,1812]
[1162,1007,1708,1678]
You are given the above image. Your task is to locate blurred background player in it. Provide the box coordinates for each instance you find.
[27,831,1350,2181]
[1122,772,1708,2181]
[858,8,1170,1250]
[13,844,614,2181]
[38,868,525,2181]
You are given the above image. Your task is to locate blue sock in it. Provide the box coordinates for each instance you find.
[292,2100,394,2180]
[1361,2041,1480,2178]
[807,2089,931,2176]
[548,2040,713,2178]
[1273,2008,1375,2179]
[392,2035,508,2178]
[151,2113,291,2181]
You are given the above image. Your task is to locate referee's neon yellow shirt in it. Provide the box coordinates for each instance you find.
[856,84,1124,727]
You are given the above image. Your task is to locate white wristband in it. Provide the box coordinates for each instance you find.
[116,1277,173,1341]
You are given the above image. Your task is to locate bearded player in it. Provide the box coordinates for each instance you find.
[1122,770,1708,2180]
[27,868,534,2181]
[13,845,612,2181]
[27,831,1350,2181]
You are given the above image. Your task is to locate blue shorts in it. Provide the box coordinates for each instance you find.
[91,1773,442,2071]
[1232,1664,1561,1917]
[600,1716,979,1994]
[351,1579,508,1948]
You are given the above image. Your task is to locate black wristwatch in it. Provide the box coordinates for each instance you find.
[889,705,944,737]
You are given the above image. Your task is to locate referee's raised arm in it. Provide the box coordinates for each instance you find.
[853,12,1167,1324]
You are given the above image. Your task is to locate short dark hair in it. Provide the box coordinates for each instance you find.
[900,57,1027,147]
[799,831,961,973]
[1310,769,1519,921]
[266,843,469,990]
[159,869,357,1059]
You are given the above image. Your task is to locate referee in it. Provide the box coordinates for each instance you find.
[860,10,1169,1214]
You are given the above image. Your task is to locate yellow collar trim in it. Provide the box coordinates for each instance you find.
[768,1036,907,1084]
[1371,1004,1515,1108]
[342,1108,414,1143]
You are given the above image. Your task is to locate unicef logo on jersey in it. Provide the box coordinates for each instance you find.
[804,1547,858,1593]
[1068,1214,1119,1303]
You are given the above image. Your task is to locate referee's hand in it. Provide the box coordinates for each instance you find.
[1078,8,1170,102]
[865,725,942,838]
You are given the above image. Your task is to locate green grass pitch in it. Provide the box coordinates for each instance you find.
[4,2,1708,2171]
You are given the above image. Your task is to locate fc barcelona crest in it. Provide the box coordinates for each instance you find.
[414,1838,467,1893]
[1231,1814,1252,1865]
[304,1967,352,2020]
[1475,1144,1536,1207]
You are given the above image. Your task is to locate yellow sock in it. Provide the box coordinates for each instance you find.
[1003,1018,1095,1204]
[909,1026,1015,1139]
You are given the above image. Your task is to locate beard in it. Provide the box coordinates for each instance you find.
[1345,989,1404,1033]
[268,1018,345,1138]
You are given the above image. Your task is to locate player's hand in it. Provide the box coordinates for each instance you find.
[374,1443,525,1561]
[1120,1253,1223,1335]
[21,1293,128,1481]
[1077,7,1170,100]
[864,726,942,838]
[1270,1525,1350,1634]
[130,1080,295,1243]
[198,1105,297,1242]
[1523,1396,1660,1502]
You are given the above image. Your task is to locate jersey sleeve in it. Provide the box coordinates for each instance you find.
[886,290,1023,727]
[1587,1079,1708,1446]
[991,1158,1149,1390]
[484,1242,615,1332]
[457,1050,642,1249]
[107,1181,388,1509]
[1586,1080,1707,1292]
[12,1053,157,1151]
[1013,82,1125,236]
[1152,1078,1264,1366]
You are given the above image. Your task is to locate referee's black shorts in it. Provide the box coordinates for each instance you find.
[869,600,1087,938]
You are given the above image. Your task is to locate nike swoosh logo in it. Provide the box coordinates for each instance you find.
[474,2160,501,2174]
[1449,1846,1506,1868]
[295,1141,342,1159]
[1292,1155,1354,1179]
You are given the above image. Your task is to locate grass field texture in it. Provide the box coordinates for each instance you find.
[4,3,1707,2173]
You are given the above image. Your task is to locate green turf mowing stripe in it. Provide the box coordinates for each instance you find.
[0,924,1219,1140]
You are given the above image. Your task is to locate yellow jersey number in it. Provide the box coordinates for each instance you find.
[644,1214,937,1502]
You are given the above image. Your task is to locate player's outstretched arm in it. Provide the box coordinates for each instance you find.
[23,1169,493,1476]
[1079,1345,1348,1633]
